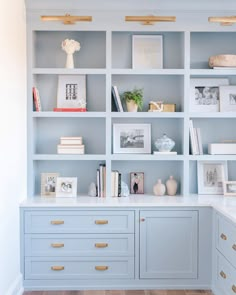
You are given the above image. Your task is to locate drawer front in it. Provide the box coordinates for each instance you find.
[217,214,236,268]
[25,257,134,280]
[216,252,236,295]
[25,233,134,257]
[25,210,134,234]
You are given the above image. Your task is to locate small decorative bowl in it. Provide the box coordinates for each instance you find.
[154,133,175,152]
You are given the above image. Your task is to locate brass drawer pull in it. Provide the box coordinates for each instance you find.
[95,220,108,225]
[95,243,108,248]
[51,243,64,248]
[220,270,227,279]
[220,233,227,240]
[51,220,64,225]
[51,266,64,271]
[232,285,236,293]
[232,244,236,251]
[95,266,109,271]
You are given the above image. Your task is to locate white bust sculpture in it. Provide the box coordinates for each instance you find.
[61,39,81,68]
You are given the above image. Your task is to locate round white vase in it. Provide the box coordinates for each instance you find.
[153,179,166,196]
[166,176,178,196]
[126,100,138,112]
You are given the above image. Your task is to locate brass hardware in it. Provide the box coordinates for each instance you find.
[220,270,227,279]
[125,15,176,25]
[220,233,227,240]
[51,266,64,271]
[95,243,108,248]
[140,218,145,222]
[41,14,92,25]
[51,220,64,225]
[95,266,109,271]
[51,243,64,248]
[208,16,236,26]
[232,285,236,293]
[95,220,108,225]
[232,244,236,251]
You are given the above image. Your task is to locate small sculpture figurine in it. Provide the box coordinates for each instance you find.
[88,182,97,197]
[166,176,178,196]
[61,39,81,69]
[120,181,130,197]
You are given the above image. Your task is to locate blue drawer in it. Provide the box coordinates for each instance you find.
[25,233,134,257]
[25,257,134,280]
[24,210,134,234]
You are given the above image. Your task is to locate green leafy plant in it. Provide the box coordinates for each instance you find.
[122,88,143,110]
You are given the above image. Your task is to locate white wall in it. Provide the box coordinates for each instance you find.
[0,0,26,294]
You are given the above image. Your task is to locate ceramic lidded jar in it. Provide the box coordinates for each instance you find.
[153,179,166,196]
[166,176,178,196]
[154,133,175,152]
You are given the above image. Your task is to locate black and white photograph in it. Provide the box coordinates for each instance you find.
[56,177,77,198]
[113,124,151,154]
[41,173,59,196]
[190,78,229,112]
[223,181,236,196]
[197,161,228,194]
[57,75,86,108]
[220,85,236,112]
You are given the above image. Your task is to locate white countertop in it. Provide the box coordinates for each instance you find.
[20,194,236,224]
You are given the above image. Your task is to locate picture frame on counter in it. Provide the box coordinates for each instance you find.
[113,123,151,154]
[197,161,228,195]
[132,35,163,69]
[223,181,236,196]
[41,173,59,196]
[219,85,236,112]
[56,177,77,198]
[190,78,229,113]
[130,172,144,194]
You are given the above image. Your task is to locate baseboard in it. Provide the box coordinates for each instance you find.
[5,274,24,295]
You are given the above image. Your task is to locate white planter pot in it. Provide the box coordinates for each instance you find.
[126,100,138,112]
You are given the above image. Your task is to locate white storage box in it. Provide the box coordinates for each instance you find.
[208,143,236,155]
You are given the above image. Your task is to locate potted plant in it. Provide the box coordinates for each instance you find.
[122,88,143,112]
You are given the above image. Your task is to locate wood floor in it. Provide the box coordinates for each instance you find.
[23,290,214,295]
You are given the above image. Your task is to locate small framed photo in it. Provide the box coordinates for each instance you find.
[113,123,151,154]
[220,85,236,112]
[132,35,163,69]
[190,78,229,112]
[197,161,228,195]
[41,173,59,196]
[223,181,236,196]
[56,177,77,198]
[57,75,86,108]
[130,172,144,194]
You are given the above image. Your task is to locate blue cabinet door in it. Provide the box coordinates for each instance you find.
[140,210,198,279]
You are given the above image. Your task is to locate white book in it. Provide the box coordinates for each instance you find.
[60,137,83,145]
[196,128,203,155]
[213,66,236,69]
[57,144,84,149]
[96,169,100,197]
[112,86,124,112]
[194,128,200,155]
[189,120,198,155]
[57,145,85,154]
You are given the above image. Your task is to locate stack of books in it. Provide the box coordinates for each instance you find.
[57,136,85,154]
[189,120,203,155]
[111,170,121,197]
[97,164,106,198]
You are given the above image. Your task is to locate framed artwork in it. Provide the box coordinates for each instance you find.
[190,78,229,112]
[130,172,144,194]
[113,123,151,154]
[197,161,228,195]
[41,173,59,196]
[57,75,86,108]
[132,35,163,69]
[56,177,77,198]
[223,181,236,196]
[220,85,236,112]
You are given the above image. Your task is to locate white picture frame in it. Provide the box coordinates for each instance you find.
[197,161,228,195]
[113,124,151,154]
[41,173,59,196]
[56,177,77,198]
[132,35,163,69]
[223,181,236,196]
[220,85,236,112]
[190,78,229,112]
[57,75,86,108]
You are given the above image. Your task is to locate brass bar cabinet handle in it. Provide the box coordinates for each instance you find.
[95,220,108,225]
[51,243,64,248]
[220,233,227,240]
[51,220,64,225]
[232,244,236,251]
[95,266,109,271]
[220,270,227,279]
[95,243,108,248]
[51,266,64,271]
[232,285,236,293]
